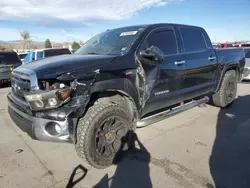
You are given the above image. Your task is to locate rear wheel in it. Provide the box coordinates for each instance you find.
[75,101,132,169]
[212,70,237,107]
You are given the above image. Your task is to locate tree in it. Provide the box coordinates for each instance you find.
[71,41,81,50]
[45,39,52,48]
[20,30,30,51]
[26,39,32,49]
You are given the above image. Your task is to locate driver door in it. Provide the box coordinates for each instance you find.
[138,27,185,116]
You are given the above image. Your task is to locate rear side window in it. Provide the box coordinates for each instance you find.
[146,30,178,55]
[44,49,71,57]
[180,28,207,53]
[37,51,43,59]
[0,52,21,64]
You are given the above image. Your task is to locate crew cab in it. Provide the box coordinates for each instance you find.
[8,24,245,169]
[23,48,71,64]
[0,50,22,85]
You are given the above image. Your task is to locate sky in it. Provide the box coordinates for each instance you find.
[0,0,250,43]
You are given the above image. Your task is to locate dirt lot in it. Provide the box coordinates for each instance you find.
[1,83,250,188]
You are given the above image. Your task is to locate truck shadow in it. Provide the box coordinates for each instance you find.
[210,95,250,188]
[66,165,88,188]
[93,131,152,188]
[0,82,11,89]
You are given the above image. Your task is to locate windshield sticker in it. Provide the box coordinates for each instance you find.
[120,31,138,36]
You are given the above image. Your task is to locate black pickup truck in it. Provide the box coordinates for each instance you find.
[8,24,245,168]
[0,50,22,85]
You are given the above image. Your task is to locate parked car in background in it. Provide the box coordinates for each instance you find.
[71,49,78,53]
[8,23,245,169]
[242,48,250,80]
[221,43,234,48]
[0,50,22,85]
[241,43,250,48]
[23,48,72,64]
[232,44,240,48]
[212,44,221,49]
[17,52,28,62]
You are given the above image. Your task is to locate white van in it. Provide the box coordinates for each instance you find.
[23,48,71,64]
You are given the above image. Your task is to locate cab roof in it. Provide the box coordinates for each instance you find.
[113,23,203,30]
[29,48,70,52]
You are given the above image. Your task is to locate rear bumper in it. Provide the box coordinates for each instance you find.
[8,93,76,143]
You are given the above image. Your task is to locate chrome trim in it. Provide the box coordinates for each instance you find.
[8,99,72,142]
[175,60,185,65]
[11,92,29,106]
[12,67,39,91]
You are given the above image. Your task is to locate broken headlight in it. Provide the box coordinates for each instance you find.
[24,88,71,111]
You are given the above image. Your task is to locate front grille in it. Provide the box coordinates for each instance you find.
[10,68,39,104]
[11,74,31,102]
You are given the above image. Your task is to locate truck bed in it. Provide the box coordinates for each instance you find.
[215,48,245,64]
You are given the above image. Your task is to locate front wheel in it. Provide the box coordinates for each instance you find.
[75,102,132,169]
[212,70,237,108]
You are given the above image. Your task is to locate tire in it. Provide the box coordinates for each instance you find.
[75,101,133,169]
[212,70,237,108]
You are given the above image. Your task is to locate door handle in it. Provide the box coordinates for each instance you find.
[175,60,185,65]
[208,56,216,61]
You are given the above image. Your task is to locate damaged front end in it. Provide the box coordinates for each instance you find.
[8,68,97,143]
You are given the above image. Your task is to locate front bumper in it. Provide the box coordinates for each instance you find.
[8,93,77,143]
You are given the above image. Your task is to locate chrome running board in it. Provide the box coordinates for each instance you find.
[137,96,209,128]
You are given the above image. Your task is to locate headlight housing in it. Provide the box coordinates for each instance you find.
[24,88,71,111]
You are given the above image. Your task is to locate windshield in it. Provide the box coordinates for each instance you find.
[44,48,71,57]
[75,26,146,56]
[0,52,21,64]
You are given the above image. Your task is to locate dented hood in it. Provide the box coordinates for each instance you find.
[20,54,116,79]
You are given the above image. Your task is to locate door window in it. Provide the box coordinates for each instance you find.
[23,52,32,63]
[32,52,35,61]
[144,29,178,56]
[180,28,207,53]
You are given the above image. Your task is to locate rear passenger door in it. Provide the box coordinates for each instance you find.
[178,27,217,100]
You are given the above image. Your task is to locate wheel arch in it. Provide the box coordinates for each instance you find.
[215,64,240,93]
[90,78,140,109]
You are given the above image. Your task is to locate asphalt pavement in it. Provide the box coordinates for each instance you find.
[1,83,250,188]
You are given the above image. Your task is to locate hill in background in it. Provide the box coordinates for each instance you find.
[0,40,68,51]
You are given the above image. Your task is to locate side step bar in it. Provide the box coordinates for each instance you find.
[137,96,209,128]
